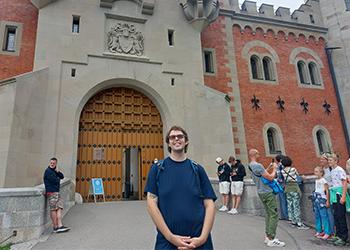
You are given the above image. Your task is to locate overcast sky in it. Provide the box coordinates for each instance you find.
[238,0,306,12]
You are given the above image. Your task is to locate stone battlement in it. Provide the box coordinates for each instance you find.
[221,0,324,27]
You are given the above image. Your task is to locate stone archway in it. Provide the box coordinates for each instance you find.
[75,87,163,202]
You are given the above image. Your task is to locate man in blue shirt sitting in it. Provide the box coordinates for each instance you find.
[145,126,217,249]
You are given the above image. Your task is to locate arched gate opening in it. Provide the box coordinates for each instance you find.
[76,87,164,202]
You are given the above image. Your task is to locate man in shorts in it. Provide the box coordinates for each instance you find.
[216,157,231,212]
[227,156,246,215]
[43,158,70,233]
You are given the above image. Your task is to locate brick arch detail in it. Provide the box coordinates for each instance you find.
[289,47,324,68]
[241,40,280,63]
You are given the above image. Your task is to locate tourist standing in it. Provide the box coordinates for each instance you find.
[43,158,70,233]
[275,154,288,220]
[227,156,246,215]
[216,157,231,212]
[312,166,331,240]
[281,156,309,230]
[249,149,285,247]
[145,126,217,249]
[327,153,349,246]
[319,153,334,236]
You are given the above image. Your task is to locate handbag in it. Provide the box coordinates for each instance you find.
[249,165,283,195]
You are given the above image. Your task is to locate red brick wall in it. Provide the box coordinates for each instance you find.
[201,16,243,156]
[0,0,38,80]
[202,19,349,174]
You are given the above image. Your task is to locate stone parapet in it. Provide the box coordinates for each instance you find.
[0,178,75,245]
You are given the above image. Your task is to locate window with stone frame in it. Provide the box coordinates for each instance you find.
[0,21,22,56]
[297,60,309,84]
[3,26,16,52]
[262,56,275,81]
[72,16,80,33]
[316,130,331,155]
[250,55,263,80]
[203,49,216,74]
[267,128,281,155]
[308,62,321,85]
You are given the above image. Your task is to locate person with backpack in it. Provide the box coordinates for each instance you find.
[216,157,231,212]
[145,126,217,250]
[227,156,246,215]
[248,148,286,247]
[281,156,309,230]
[275,154,289,221]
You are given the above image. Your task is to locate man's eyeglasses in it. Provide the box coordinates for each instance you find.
[169,134,185,140]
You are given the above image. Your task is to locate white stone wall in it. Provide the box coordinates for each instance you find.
[0,0,235,186]
[319,0,350,139]
[0,80,16,187]
[0,69,58,187]
[0,179,75,245]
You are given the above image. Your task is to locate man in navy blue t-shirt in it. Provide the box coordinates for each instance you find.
[145,126,217,249]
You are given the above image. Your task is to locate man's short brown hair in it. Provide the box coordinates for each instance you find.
[228,156,236,164]
[165,126,189,153]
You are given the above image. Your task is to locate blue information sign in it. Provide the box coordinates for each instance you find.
[91,178,104,195]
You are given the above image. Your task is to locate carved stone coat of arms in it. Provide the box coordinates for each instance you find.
[107,23,144,56]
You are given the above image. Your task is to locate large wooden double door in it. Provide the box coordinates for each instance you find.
[76,87,164,202]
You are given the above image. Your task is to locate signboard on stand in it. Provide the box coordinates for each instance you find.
[89,178,105,203]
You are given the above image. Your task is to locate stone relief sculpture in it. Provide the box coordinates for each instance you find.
[179,0,220,31]
[107,23,144,56]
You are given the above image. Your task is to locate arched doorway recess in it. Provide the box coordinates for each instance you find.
[76,87,163,202]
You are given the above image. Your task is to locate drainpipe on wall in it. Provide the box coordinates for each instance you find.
[325,47,350,155]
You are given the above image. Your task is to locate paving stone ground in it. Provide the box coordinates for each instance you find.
[18,201,347,250]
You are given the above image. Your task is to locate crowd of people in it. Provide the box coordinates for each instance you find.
[43,125,349,249]
[216,150,350,247]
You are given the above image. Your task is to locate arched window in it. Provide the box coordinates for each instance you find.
[267,128,281,154]
[297,61,308,84]
[308,62,320,85]
[316,130,331,154]
[263,56,275,81]
[250,56,260,80]
[312,126,333,156]
[263,123,285,156]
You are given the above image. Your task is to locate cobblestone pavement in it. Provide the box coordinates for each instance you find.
[24,201,346,250]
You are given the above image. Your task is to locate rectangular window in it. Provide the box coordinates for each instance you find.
[309,14,315,24]
[168,30,174,46]
[72,16,80,33]
[204,51,214,74]
[4,26,16,52]
[346,0,350,11]
[71,68,76,77]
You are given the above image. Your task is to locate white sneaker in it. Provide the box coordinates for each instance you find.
[227,208,238,214]
[267,238,285,247]
[218,205,228,212]
[296,223,309,230]
[265,237,279,244]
